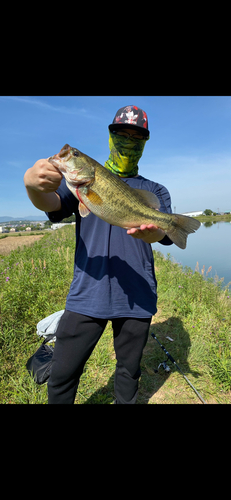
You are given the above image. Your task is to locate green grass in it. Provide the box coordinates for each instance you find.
[143,252,231,404]
[0,226,75,404]
[194,214,231,223]
[0,230,48,239]
[0,225,230,404]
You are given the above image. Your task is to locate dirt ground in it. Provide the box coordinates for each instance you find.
[0,234,44,255]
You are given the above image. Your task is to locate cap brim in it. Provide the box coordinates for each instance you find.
[108,123,149,138]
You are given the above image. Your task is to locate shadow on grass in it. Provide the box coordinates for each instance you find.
[82,316,201,404]
[138,316,201,403]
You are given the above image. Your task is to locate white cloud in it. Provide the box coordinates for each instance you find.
[6,160,24,168]
[0,96,98,119]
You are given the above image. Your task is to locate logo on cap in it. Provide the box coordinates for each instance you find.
[109,105,149,138]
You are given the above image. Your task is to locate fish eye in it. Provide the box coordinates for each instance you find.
[73,151,79,157]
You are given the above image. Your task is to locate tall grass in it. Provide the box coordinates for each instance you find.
[152,251,231,396]
[0,226,230,403]
[0,226,76,403]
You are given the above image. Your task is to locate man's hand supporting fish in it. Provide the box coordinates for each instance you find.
[127,224,165,243]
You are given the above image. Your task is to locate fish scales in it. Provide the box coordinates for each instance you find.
[89,166,157,227]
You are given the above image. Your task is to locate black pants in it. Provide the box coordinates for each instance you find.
[48,310,151,404]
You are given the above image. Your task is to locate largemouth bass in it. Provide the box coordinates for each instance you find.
[48,144,200,249]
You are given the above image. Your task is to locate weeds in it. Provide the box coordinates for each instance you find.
[152,251,231,397]
[0,226,76,403]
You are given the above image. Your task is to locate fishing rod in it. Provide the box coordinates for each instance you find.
[151,332,207,404]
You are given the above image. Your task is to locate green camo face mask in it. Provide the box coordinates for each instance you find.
[104,131,147,177]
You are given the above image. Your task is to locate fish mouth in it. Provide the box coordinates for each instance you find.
[49,144,92,188]
[49,144,73,167]
[57,143,72,161]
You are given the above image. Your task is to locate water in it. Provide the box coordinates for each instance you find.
[154,220,231,289]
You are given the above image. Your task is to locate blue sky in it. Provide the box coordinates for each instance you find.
[0,95,231,218]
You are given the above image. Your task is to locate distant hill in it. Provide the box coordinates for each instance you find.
[0,215,48,223]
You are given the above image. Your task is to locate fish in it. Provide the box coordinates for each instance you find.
[48,144,200,249]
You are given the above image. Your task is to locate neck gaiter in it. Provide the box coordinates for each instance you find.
[104,131,147,177]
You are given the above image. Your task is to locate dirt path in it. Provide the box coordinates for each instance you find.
[0,235,44,255]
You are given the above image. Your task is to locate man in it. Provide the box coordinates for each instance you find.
[24,105,173,404]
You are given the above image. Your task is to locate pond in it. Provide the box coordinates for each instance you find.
[154,220,231,289]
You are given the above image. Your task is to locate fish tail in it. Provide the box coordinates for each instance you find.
[166,214,201,249]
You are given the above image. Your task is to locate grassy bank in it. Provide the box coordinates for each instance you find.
[194,214,231,223]
[0,225,230,404]
[145,252,231,404]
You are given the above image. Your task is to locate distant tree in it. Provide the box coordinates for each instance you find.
[203,209,213,216]
[62,214,76,223]
[44,220,52,227]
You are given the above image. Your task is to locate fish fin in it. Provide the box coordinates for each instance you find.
[78,202,91,218]
[133,188,161,209]
[166,214,201,249]
[86,189,103,205]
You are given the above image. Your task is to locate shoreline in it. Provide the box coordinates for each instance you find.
[193,214,231,223]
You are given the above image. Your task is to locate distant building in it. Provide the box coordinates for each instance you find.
[10,227,16,232]
[51,222,76,230]
[0,227,9,233]
[51,223,66,230]
[26,227,32,231]
[181,211,203,217]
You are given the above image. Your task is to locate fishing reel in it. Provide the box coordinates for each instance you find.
[154,359,171,373]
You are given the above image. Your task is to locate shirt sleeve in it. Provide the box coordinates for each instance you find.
[152,182,173,246]
[45,177,79,222]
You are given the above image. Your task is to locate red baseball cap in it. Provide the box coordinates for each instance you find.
[108,105,150,139]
